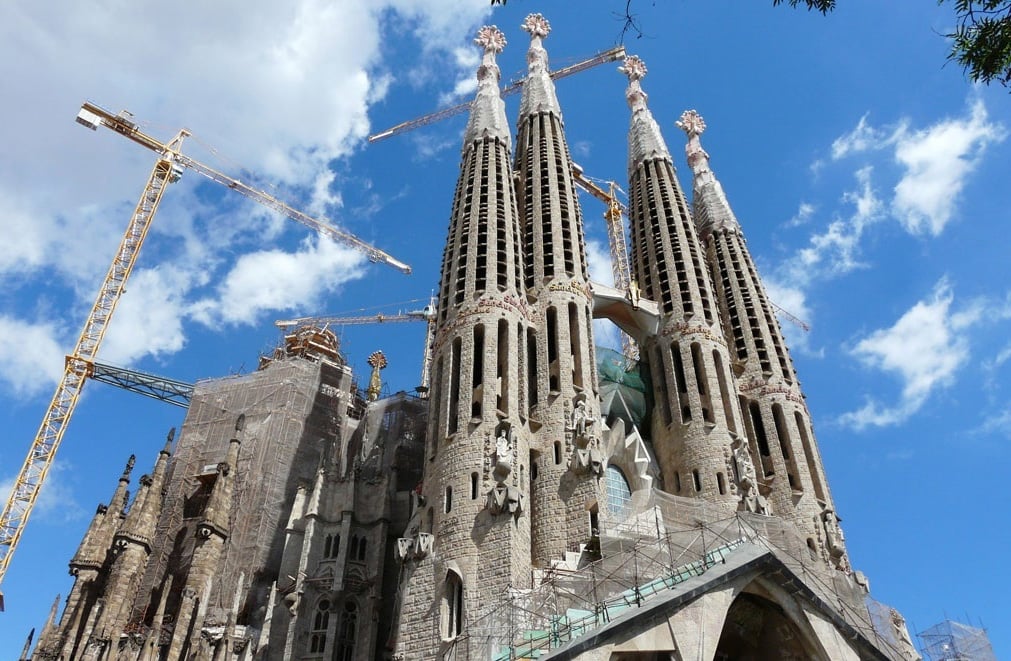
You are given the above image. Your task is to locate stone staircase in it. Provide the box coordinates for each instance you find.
[495,539,746,660]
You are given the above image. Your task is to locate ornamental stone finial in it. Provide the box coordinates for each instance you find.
[619,55,647,83]
[676,109,706,139]
[521,13,550,39]
[475,25,507,54]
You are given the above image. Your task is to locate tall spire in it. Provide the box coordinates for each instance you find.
[679,113,848,567]
[621,55,671,170]
[463,25,510,146]
[518,13,561,118]
[515,12,602,566]
[622,55,743,510]
[676,109,740,235]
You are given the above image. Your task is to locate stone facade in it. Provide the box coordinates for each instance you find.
[30,14,916,661]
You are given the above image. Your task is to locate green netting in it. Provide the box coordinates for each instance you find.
[597,347,649,429]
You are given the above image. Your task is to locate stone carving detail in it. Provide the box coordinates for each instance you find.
[486,484,524,516]
[619,54,647,82]
[396,533,434,562]
[475,25,506,54]
[733,438,769,515]
[492,424,514,483]
[676,109,706,138]
[570,444,605,477]
[567,398,595,447]
[521,13,550,39]
[821,508,848,569]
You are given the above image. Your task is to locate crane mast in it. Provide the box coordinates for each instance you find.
[0,139,186,592]
[0,101,414,598]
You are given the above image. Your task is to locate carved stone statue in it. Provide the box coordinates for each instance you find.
[492,426,513,483]
[569,399,593,441]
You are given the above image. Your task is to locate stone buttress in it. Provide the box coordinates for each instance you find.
[36,455,134,660]
[513,13,603,568]
[678,110,849,568]
[80,436,172,660]
[396,25,533,660]
[621,57,744,510]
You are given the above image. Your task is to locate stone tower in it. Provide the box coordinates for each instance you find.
[398,24,533,659]
[621,56,744,509]
[514,14,603,567]
[677,109,849,568]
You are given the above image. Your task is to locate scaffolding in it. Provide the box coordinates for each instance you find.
[441,489,911,660]
[918,620,997,661]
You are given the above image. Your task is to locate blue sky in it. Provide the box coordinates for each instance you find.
[1,0,1009,655]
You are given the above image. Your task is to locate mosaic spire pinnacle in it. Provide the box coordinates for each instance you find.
[677,109,739,233]
[621,55,671,170]
[519,13,561,118]
[463,25,510,145]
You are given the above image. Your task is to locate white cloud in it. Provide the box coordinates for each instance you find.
[586,239,615,286]
[192,237,368,326]
[0,461,86,525]
[762,278,818,357]
[0,0,492,400]
[101,267,191,366]
[839,280,982,429]
[891,99,1005,236]
[776,166,883,292]
[784,202,816,228]
[0,316,66,397]
[830,114,896,159]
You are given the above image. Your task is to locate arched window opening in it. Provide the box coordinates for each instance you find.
[748,401,774,477]
[673,471,682,494]
[470,472,479,500]
[348,536,359,560]
[449,338,462,434]
[717,472,727,495]
[323,533,340,559]
[796,411,827,501]
[334,601,357,661]
[553,441,562,465]
[690,342,715,424]
[497,319,509,414]
[773,404,801,491]
[692,469,702,493]
[357,537,367,562]
[445,486,453,514]
[568,303,584,389]
[472,325,485,419]
[310,599,330,654]
[605,466,633,518]
[442,572,464,640]
[547,307,560,393]
[713,350,736,432]
[806,537,818,560]
[527,328,539,408]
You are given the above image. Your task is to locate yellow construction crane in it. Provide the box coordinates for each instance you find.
[276,300,437,395]
[571,165,639,363]
[368,45,626,143]
[0,102,412,601]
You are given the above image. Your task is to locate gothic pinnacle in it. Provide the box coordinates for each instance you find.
[463,25,510,146]
[620,55,671,170]
[676,109,714,187]
[519,13,561,119]
[676,109,740,233]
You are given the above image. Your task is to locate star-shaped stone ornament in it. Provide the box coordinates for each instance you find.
[619,55,647,82]
[521,13,551,38]
[475,25,507,54]
[676,109,706,137]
